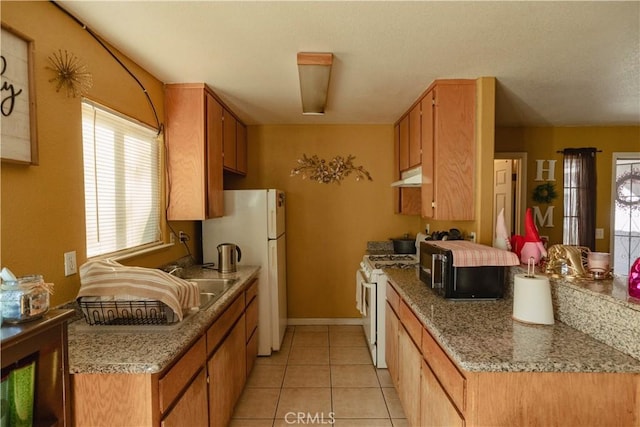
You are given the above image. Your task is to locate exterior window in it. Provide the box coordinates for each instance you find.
[562,148,597,250]
[612,153,640,275]
[82,100,161,258]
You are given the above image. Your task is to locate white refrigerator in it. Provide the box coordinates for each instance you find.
[202,189,287,355]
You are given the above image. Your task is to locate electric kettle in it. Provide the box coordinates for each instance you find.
[217,243,242,273]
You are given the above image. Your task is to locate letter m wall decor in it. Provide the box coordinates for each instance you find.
[1,24,38,165]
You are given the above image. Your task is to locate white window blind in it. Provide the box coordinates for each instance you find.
[82,100,161,258]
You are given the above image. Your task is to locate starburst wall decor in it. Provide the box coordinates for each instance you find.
[47,49,93,97]
[290,154,373,184]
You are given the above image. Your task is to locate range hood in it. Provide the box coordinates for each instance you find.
[391,166,422,187]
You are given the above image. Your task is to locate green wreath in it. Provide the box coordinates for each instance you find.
[532,183,557,204]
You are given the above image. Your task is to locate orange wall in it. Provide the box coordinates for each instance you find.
[495,126,640,252]
[1,1,199,306]
[226,125,420,318]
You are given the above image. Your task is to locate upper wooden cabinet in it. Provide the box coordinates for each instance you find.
[398,115,410,172]
[408,103,422,168]
[397,104,422,173]
[222,107,247,175]
[394,79,476,220]
[165,83,224,220]
[223,109,237,171]
[236,121,248,175]
[165,83,248,220]
[422,81,475,220]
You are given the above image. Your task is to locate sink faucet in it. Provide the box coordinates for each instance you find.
[164,265,184,277]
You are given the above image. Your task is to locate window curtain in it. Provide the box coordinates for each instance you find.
[562,148,597,250]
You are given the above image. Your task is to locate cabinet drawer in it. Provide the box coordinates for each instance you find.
[245,297,258,342]
[386,282,400,312]
[159,335,206,413]
[245,279,258,305]
[399,300,422,347]
[421,327,466,411]
[207,293,245,355]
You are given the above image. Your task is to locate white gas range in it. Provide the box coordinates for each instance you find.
[356,254,418,367]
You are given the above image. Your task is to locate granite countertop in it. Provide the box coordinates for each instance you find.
[67,265,260,375]
[385,268,640,374]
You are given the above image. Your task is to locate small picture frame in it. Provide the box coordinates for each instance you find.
[1,23,38,165]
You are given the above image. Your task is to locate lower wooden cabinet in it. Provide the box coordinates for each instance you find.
[398,325,422,427]
[73,279,259,427]
[208,313,246,427]
[245,282,259,376]
[385,302,399,387]
[387,281,640,427]
[420,360,463,427]
[162,368,209,427]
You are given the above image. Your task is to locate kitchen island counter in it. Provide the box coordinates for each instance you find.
[67,265,260,374]
[385,268,640,373]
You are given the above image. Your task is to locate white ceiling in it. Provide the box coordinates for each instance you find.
[57,1,640,127]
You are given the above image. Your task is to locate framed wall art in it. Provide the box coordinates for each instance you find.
[1,24,38,164]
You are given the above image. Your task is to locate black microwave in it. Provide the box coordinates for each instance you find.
[419,241,506,299]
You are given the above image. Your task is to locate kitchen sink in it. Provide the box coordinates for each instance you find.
[188,278,238,310]
[188,277,238,293]
[198,292,218,310]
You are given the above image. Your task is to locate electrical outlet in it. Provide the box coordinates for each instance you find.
[425,224,430,234]
[468,232,477,243]
[595,228,604,239]
[64,251,77,276]
[179,231,189,243]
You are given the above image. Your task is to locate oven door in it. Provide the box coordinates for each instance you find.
[356,269,376,347]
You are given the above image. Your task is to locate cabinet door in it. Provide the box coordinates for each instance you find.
[206,93,224,218]
[236,121,247,174]
[421,91,435,218]
[208,315,247,427]
[223,109,237,170]
[385,302,399,387]
[398,115,410,172]
[420,360,464,427]
[398,325,421,426]
[161,369,209,427]
[431,82,475,220]
[409,103,421,168]
[165,85,207,220]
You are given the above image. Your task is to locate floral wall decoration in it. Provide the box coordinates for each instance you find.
[47,49,92,97]
[290,154,373,184]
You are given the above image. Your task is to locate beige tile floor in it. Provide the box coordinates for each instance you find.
[230,325,408,427]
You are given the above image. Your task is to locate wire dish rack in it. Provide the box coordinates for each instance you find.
[78,299,179,325]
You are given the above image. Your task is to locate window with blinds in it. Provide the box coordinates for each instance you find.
[82,100,161,258]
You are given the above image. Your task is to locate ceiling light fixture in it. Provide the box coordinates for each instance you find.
[297,52,333,115]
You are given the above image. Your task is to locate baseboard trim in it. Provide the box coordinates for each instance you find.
[287,318,363,326]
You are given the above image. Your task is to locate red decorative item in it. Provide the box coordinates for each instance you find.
[629,257,640,299]
[511,208,547,264]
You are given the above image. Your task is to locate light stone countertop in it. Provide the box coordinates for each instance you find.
[67,265,260,374]
[385,268,640,373]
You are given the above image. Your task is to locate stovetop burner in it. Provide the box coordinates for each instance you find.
[368,254,416,262]
[373,262,417,270]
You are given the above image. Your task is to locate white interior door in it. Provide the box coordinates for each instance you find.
[493,159,513,244]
